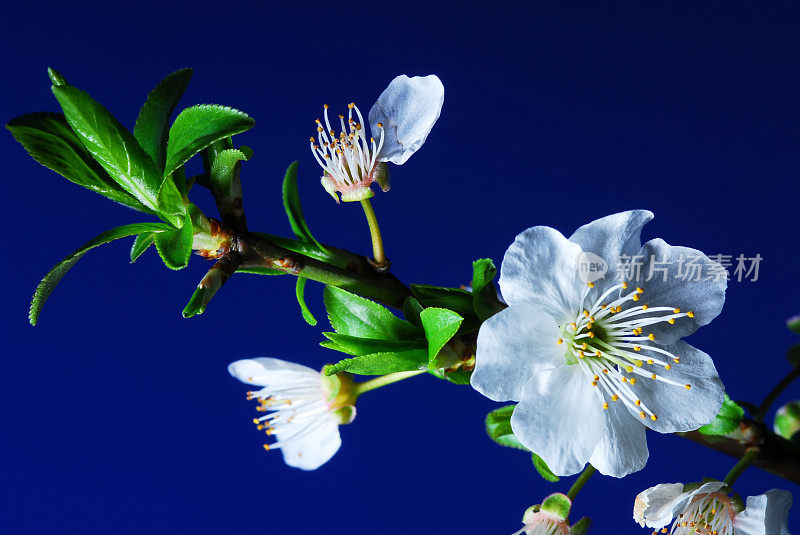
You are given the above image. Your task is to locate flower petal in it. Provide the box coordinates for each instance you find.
[278,413,342,471]
[369,74,444,165]
[499,225,584,323]
[510,365,604,476]
[735,489,794,535]
[228,358,320,388]
[633,483,685,528]
[629,340,724,433]
[471,304,564,402]
[629,238,727,344]
[569,209,653,291]
[589,399,649,477]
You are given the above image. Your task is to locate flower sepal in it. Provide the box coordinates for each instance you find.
[374,162,391,192]
[774,400,800,440]
[569,517,592,535]
[538,493,572,521]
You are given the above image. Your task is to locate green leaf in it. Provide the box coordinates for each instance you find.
[420,307,463,363]
[164,104,254,178]
[282,161,325,250]
[532,453,560,482]
[210,148,249,198]
[6,113,154,213]
[295,277,318,326]
[410,284,475,318]
[774,401,800,441]
[472,258,502,320]
[29,222,172,325]
[153,213,193,269]
[130,231,157,262]
[133,68,193,169]
[321,332,426,357]
[50,81,181,224]
[323,286,422,340]
[698,393,745,436]
[485,405,527,450]
[402,297,424,327]
[323,349,428,376]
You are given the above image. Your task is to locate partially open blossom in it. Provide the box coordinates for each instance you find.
[309,74,444,202]
[471,210,726,477]
[228,358,356,470]
[633,481,793,534]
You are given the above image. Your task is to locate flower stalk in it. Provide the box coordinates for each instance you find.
[566,464,597,502]
[360,198,389,270]
[723,447,760,486]
[353,370,426,397]
[755,357,800,422]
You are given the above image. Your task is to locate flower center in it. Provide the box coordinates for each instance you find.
[309,102,385,192]
[670,492,735,535]
[557,281,694,421]
[246,381,330,452]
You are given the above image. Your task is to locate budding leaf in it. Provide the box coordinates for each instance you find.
[164,104,254,178]
[787,316,800,335]
[402,297,424,327]
[774,401,800,441]
[130,231,158,262]
[6,113,155,214]
[282,161,325,251]
[153,213,193,270]
[420,307,463,363]
[485,405,560,482]
[295,277,318,326]
[133,68,193,169]
[321,332,426,357]
[323,349,428,376]
[50,77,182,225]
[29,222,172,325]
[210,148,249,199]
[323,286,422,341]
[472,258,503,320]
[698,393,745,436]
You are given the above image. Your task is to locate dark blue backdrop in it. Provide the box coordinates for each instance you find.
[2,2,798,533]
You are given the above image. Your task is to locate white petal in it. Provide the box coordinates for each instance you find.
[633,483,685,528]
[278,413,342,471]
[368,74,444,165]
[499,225,584,323]
[629,239,727,344]
[589,399,648,477]
[735,489,794,535]
[569,209,653,292]
[471,304,564,402]
[228,358,320,387]
[510,365,604,476]
[628,340,724,433]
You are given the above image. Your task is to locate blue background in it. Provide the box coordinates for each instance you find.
[2,2,799,533]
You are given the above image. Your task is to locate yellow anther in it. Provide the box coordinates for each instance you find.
[589,316,595,322]
[591,381,597,387]
[632,294,640,301]
[603,368,609,374]
[557,338,563,345]
[685,384,692,390]
[376,122,384,128]
[252,418,260,424]
[611,395,619,401]
[581,343,588,350]
[639,411,646,419]
[621,377,628,383]
[587,281,595,288]
[323,104,329,109]
[579,350,585,358]
[587,322,593,330]
[674,308,681,313]
[636,287,644,294]
[256,425,264,431]
[588,332,595,338]
[263,444,270,451]
[648,333,656,341]
[348,102,355,108]
[636,399,641,406]
[595,351,602,357]
[673,357,681,363]
[668,318,675,324]
[622,282,628,289]
[711,509,717,514]
[570,323,577,330]
[687,311,695,318]
[642,304,649,311]
[647,359,654,365]
[317,126,323,132]
[651,373,657,379]
[593,375,600,381]
[634,345,642,351]
[651,414,658,421]
[601,303,607,309]
[665,364,672,370]
[603,402,610,410]
[583,310,589,317]
[630,378,637,385]
[624,365,634,373]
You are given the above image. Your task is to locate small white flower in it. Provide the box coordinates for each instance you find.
[228,357,355,470]
[634,481,793,535]
[471,210,726,477]
[309,74,444,202]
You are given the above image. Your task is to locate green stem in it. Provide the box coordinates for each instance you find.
[723,447,760,485]
[360,198,388,268]
[353,370,426,397]
[755,364,800,422]
[566,464,597,502]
